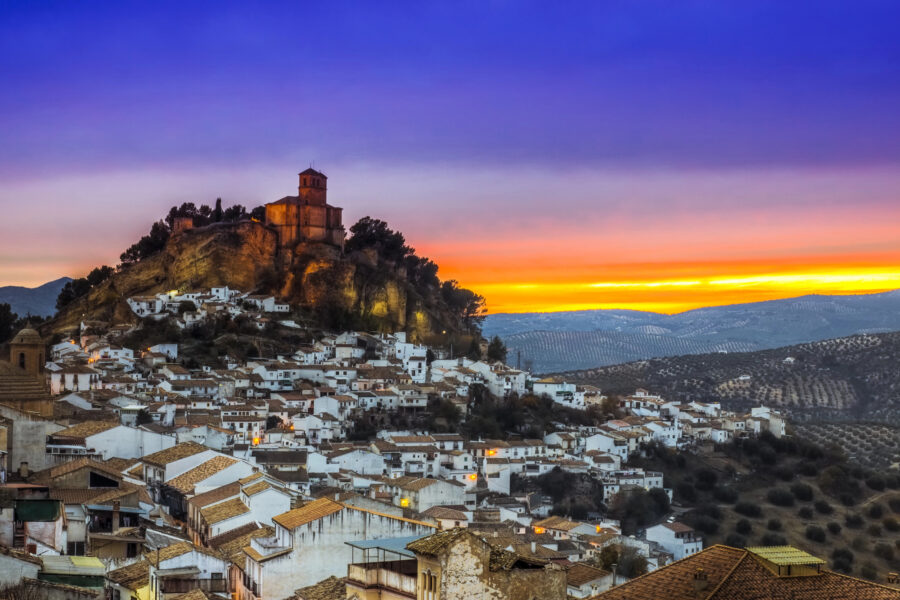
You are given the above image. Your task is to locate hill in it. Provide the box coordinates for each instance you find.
[558,331,900,426]
[0,277,72,317]
[47,219,482,342]
[483,291,900,372]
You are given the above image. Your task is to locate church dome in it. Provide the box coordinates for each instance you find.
[11,327,42,345]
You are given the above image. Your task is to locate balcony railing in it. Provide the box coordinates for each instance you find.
[347,562,417,597]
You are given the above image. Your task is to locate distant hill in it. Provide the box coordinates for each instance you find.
[483,291,900,372]
[558,331,900,424]
[0,277,71,317]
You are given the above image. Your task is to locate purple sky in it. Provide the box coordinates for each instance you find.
[2,1,899,311]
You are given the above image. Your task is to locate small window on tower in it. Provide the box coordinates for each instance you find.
[18,353,25,369]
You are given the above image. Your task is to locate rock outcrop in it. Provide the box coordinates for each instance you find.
[50,220,462,340]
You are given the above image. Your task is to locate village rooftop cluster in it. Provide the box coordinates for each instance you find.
[1,288,795,600]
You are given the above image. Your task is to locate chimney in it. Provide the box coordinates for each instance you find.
[693,568,709,595]
[112,501,121,534]
[887,572,899,585]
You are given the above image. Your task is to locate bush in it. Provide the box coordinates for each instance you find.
[827,522,842,535]
[867,524,882,537]
[760,533,787,546]
[796,461,818,476]
[725,533,747,548]
[691,515,720,535]
[735,502,762,518]
[790,482,814,502]
[860,562,878,581]
[839,493,857,507]
[845,514,864,529]
[798,507,813,519]
[867,504,884,519]
[694,468,719,491]
[676,482,698,503]
[767,519,782,531]
[814,500,833,515]
[889,497,900,514]
[805,526,826,543]
[866,476,886,492]
[767,488,795,507]
[883,517,900,532]
[712,486,738,503]
[773,466,794,481]
[851,536,868,552]
[735,519,753,535]
[831,548,854,573]
[874,542,895,561]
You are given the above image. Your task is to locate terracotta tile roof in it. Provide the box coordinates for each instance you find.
[590,545,900,600]
[145,541,223,564]
[201,497,250,525]
[533,516,582,531]
[107,559,150,589]
[51,420,119,440]
[32,457,123,484]
[421,506,468,521]
[169,589,210,600]
[293,575,346,600]
[272,498,343,530]
[243,481,272,496]
[142,442,209,467]
[567,563,610,587]
[188,482,241,508]
[238,472,264,484]
[166,456,238,494]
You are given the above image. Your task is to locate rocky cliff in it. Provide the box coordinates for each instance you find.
[49,220,462,340]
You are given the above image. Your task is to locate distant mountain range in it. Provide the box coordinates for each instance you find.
[482,290,900,373]
[0,277,71,317]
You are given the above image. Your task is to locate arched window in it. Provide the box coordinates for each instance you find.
[18,353,25,369]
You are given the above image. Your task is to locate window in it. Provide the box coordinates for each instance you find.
[18,353,25,368]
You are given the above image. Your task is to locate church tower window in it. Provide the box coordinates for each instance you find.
[18,353,25,369]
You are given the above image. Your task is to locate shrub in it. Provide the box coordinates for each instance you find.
[867,503,884,519]
[883,517,900,532]
[773,466,794,481]
[798,507,813,519]
[874,542,895,561]
[851,536,868,552]
[827,522,842,535]
[691,515,720,535]
[845,514,864,529]
[796,461,818,477]
[735,519,753,535]
[831,548,854,573]
[867,524,882,537]
[805,526,826,543]
[694,468,718,491]
[839,493,857,507]
[860,562,878,581]
[866,476,886,492]
[890,497,900,514]
[760,533,787,546]
[767,488,795,507]
[767,519,782,531]
[712,486,738,503]
[735,502,762,518]
[790,482,814,502]
[676,482,697,503]
[814,500,833,515]
[725,533,747,548]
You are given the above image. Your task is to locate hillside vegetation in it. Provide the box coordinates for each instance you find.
[560,332,900,422]
[634,435,900,583]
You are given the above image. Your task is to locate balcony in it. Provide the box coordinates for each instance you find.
[347,561,417,598]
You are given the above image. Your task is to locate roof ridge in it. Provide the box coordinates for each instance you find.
[826,567,900,592]
[704,550,750,599]
[587,544,745,597]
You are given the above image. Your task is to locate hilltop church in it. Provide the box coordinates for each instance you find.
[265,168,345,248]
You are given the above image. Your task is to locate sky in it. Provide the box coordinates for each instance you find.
[1,1,899,314]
